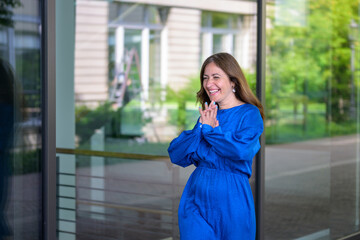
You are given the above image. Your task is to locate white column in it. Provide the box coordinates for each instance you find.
[236,16,252,69]
[201,32,213,62]
[141,28,150,102]
[223,33,233,54]
[115,26,125,73]
[160,27,168,102]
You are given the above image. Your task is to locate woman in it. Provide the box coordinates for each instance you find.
[168,53,264,240]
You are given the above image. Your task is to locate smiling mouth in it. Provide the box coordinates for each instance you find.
[209,89,219,95]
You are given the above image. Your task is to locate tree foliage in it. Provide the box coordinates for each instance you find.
[267,0,359,126]
[166,75,200,132]
[0,0,21,27]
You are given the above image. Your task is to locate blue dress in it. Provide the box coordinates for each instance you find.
[168,103,263,240]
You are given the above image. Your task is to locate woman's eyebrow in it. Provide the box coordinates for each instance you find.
[204,73,221,76]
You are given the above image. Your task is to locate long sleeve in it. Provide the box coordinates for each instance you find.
[202,107,263,161]
[168,120,202,167]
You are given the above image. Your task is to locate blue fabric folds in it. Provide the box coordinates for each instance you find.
[168,103,263,240]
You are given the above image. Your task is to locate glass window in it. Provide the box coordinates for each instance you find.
[200,12,245,62]
[57,1,257,239]
[265,0,360,239]
[0,0,42,239]
[108,30,116,83]
[212,33,224,53]
[119,3,145,24]
[149,29,161,103]
[120,29,142,136]
[15,32,41,109]
[201,11,210,27]
[212,12,229,28]
[230,15,240,30]
[148,6,161,25]
[0,28,8,59]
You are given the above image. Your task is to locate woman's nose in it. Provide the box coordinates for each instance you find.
[206,78,215,87]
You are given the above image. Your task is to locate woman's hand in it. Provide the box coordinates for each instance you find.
[199,101,219,128]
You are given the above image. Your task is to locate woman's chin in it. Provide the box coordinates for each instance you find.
[209,97,218,103]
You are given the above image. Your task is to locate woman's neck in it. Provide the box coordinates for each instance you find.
[219,99,244,110]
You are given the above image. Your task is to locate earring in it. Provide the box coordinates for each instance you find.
[232,88,236,93]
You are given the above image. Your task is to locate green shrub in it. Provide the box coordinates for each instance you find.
[11,150,40,175]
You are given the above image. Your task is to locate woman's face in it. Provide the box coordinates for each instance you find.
[203,62,236,107]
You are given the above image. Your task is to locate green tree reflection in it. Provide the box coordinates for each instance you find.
[266,0,359,143]
[0,0,21,27]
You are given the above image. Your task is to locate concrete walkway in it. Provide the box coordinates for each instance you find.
[5,134,360,240]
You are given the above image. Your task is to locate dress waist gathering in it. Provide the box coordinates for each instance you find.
[196,165,250,179]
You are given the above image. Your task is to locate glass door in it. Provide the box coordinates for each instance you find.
[265,0,360,239]
[56,0,259,239]
[0,0,43,239]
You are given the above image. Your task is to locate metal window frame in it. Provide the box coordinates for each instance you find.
[255,0,266,240]
[41,0,56,239]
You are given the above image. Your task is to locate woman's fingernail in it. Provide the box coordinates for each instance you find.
[213,102,216,105]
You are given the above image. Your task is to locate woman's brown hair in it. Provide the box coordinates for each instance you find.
[197,52,265,120]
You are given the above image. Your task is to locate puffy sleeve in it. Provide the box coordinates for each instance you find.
[167,119,202,167]
[201,107,263,161]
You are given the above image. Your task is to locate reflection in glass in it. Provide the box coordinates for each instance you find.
[0,58,16,240]
[213,34,224,54]
[0,28,7,59]
[149,29,161,107]
[119,3,144,24]
[201,12,210,27]
[0,0,42,239]
[230,16,240,30]
[212,12,229,29]
[201,11,245,61]
[265,0,360,239]
[120,29,143,136]
[148,6,162,25]
[59,1,258,239]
